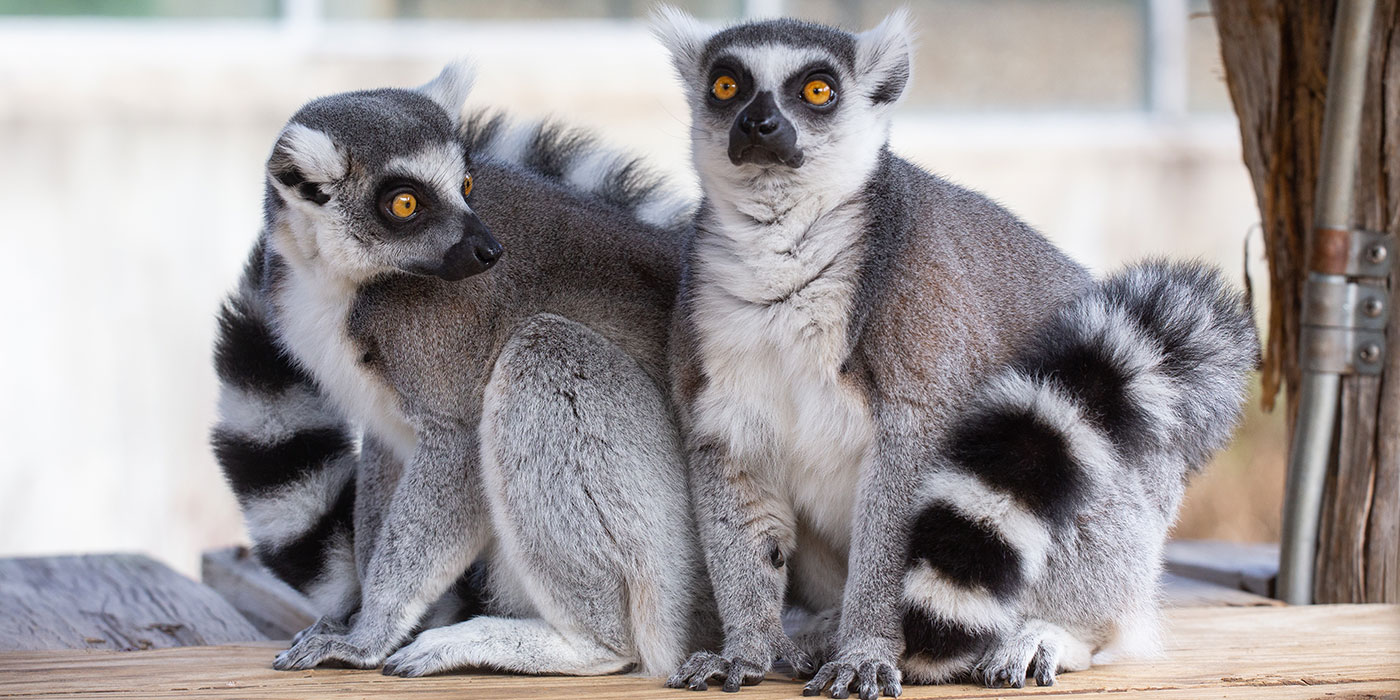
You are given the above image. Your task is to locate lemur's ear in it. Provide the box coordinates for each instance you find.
[650,5,709,78]
[856,7,915,106]
[419,60,476,123]
[267,123,347,206]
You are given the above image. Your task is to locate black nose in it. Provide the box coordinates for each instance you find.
[728,91,804,168]
[475,238,502,267]
[741,112,780,136]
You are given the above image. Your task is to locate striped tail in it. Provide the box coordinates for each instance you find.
[461,111,695,232]
[901,260,1258,683]
[210,238,359,615]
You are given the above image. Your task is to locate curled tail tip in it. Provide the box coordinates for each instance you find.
[1043,259,1257,467]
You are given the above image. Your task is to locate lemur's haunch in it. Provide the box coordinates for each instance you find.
[211,63,714,677]
[652,8,1256,699]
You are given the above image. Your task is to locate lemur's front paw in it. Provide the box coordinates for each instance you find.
[803,657,901,700]
[290,614,350,647]
[665,630,814,692]
[273,633,384,671]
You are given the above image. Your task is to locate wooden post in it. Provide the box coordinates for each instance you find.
[1212,0,1399,603]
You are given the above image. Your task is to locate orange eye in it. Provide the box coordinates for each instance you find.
[802,79,833,106]
[390,192,417,219]
[463,173,473,198]
[712,75,738,100]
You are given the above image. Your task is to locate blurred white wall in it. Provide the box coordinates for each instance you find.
[0,13,1261,577]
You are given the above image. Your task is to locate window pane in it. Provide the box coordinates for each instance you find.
[0,0,278,18]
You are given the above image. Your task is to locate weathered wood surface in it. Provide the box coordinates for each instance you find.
[201,547,318,640]
[1159,573,1281,607]
[1163,540,1278,598]
[0,554,265,651]
[1212,0,1400,604]
[0,605,1393,699]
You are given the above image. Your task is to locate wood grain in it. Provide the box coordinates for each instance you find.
[1212,0,1400,605]
[0,606,1393,699]
[200,547,318,640]
[0,554,264,651]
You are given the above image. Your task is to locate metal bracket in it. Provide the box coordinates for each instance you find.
[1299,229,1394,375]
[1342,229,1395,277]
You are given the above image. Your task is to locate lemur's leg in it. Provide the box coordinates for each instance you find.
[352,434,403,584]
[290,434,406,646]
[805,422,922,700]
[666,430,810,691]
[273,414,490,670]
[387,313,699,677]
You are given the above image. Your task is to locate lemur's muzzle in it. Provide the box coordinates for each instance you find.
[728,92,804,168]
[431,213,503,282]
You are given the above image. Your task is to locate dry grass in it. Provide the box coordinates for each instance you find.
[1173,379,1288,543]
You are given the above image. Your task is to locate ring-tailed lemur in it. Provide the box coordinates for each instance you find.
[897,260,1256,690]
[210,62,712,677]
[652,8,1256,698]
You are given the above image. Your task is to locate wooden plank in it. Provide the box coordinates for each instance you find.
[201,547,318,640]
[0,554,265,651]
[1160,573,1282,608]
[192,544,1278,647]
[0,605,1393,699]
[1164,539,1278,597]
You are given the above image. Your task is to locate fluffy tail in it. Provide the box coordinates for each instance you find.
[461,111,695,232]
[210,238,359,614]
[901,260,1258,682]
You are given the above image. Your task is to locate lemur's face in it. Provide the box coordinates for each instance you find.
[654,9,913,191]
[265,66,501,282]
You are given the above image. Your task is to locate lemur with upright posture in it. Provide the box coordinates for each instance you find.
[211,63,715,677]
[653,9,1256,698]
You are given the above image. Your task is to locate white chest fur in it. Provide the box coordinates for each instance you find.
[273,263,417,462]
[689,197,874,552]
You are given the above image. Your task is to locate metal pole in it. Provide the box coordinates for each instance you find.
[1277,0,1377,605]
[1144,0,1189,121]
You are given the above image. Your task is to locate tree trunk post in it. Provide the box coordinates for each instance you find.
[1213,0,1399,603]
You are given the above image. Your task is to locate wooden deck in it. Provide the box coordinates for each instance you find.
[1,605,1395,699]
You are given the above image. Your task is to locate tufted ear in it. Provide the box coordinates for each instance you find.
[267,123,347,206]
[418,59,477,124]
[856,7,915,106]
[650,5,711,80]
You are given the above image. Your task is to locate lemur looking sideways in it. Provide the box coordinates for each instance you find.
[211,62,714,677]
[652,8,1255,699]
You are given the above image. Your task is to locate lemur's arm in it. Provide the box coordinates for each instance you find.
[666,438,815,691]
[289,433,403,647]
[353,434,405,583]
[805,405,926,700]
[274,416,490,670]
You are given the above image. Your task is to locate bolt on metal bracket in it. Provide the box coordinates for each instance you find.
[1345,228,1395,277]
[1299,229,1394,375]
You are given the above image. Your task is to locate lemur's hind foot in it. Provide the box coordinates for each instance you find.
[382,617,635,677]
[971,620,1091,688]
